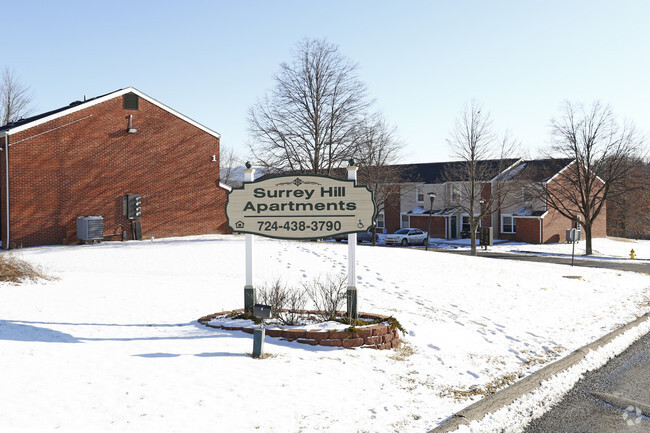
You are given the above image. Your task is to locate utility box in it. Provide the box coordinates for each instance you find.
[77,216,104,242]
[479,226,493,246]
[566,228,581,242]
[132,220,143,241]
[124,193,142,220]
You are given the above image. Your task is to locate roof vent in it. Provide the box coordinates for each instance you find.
[123,92,139,110]
[69,100,82,107]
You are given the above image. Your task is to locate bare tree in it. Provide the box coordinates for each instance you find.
[547,101,645,255]
[607,159,649,239]
[1,68,33,126]
[248,38,372,175]
[219,144,242,187]
[445,101,519,256]
[355,113,403,245]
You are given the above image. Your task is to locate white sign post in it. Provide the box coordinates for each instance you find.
[243,166,256,312]
[347,165,358,320]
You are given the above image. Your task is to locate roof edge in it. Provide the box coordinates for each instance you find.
[513,211,549,219]
[545,159,575,184]
[4,87,221,139]
[490,158,524,182]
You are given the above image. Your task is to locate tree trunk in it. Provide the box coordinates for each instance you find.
[584,225,593,256]
[470,221,477,256]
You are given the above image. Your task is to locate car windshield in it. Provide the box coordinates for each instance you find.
[394,229,410,234]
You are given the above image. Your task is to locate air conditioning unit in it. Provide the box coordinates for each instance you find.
[77,216,104,242]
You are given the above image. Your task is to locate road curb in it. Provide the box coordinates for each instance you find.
[428,312,650,433]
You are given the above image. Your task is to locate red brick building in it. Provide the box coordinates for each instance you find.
[0,87,230,249]
[381,159,607,244]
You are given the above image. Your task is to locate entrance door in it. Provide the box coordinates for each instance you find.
[450,215,458,238]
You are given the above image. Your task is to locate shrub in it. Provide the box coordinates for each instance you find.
[257,278,307,325]
[0,254,54,284]
[303,273,347,320]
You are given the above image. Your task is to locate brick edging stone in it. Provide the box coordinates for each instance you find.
[198,309,401,350]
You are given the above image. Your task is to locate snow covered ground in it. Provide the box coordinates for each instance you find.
[430,236,650,262]
[0,235,648,433]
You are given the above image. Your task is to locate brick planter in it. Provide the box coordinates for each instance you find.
[198,309,401,350]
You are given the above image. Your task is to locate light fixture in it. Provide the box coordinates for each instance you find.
[426,192,436,251]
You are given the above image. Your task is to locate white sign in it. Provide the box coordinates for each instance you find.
[226,174,375,240]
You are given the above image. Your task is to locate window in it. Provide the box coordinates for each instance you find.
[123,92,139,110]
[451,185,461,202]
[376,212,385,230]
[461,215,471,233]
[501,215,516,233]
[522,185,536,203]
[416,186,424,203]
[401,213,410,228]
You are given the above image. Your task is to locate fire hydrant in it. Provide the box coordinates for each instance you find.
[630,249,636,259]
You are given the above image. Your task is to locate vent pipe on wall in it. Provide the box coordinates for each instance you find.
[127,115,137,134]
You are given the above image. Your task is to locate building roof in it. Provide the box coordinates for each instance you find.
[506,158,574,182]
[407,205,463,216]
[391,159,521,183]
[0,87,221,139]
[513,207,547,217]
[248,158,575,186]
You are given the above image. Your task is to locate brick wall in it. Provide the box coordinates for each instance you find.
[409,215,446,238]
[515,218,541,243]
[590,200,607,237]
[0,94,229,248]
[542,174,607,244]
[384,186,401,234]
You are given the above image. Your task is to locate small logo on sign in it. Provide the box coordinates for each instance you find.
[275,178,321,187]
[235,221,245,229]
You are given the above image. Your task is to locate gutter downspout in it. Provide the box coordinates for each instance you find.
[1,132,8,250]
[444,216,448,239]
[539,217,542,244]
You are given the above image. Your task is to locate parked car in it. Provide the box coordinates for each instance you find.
[385,228,427,246]
[331,230,376,244]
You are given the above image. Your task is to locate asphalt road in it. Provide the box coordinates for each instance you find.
[522,331,650,433]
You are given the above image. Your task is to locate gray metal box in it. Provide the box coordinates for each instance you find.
[566,228,582,242]
[253,304,272,320]
[479,226,493,246]
[77,216,104,241]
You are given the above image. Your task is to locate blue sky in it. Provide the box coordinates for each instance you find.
[4,1,649,163]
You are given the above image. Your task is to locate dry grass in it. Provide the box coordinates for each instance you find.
[440,372,523,400]
[389,342,415,361]
[0,253,55,284]
[639,297,650,309]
